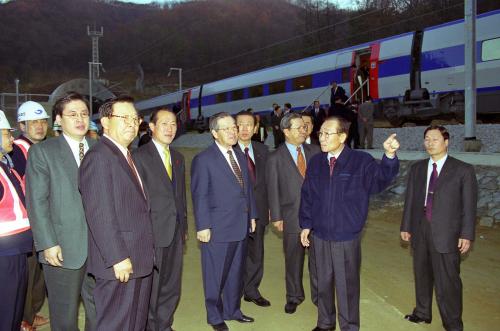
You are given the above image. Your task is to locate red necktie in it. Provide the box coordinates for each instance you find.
[297,146,306,178]
[244,147,256,184]
[329,156,337,176]
[127,151,145,198]
[425,162,438,221]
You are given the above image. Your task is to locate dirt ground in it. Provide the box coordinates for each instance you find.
[36,147,499,331]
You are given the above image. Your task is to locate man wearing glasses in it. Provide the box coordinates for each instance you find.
[25,92,97,330]
[191,112,257,331]
[266,112,320,314]
[299,117,400,331]
[79,96,154,331]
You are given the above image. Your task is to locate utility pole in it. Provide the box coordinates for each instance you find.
[87,25,103,115]
[464,0,481,152]
[168,68,183,92]
[15,78,20,110]
[87,25,103,79]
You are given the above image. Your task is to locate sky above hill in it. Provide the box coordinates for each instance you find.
[123,0,359,9]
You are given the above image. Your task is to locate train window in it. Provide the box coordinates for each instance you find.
[249,85,263,98]
[482,38,500,61]
[231,89,244,101]
[292,75,312,91]
[216,92,227,104]
[269,80,286,95]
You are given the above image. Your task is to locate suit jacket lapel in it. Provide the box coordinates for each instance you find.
[280,145,302,179]
[210,143,238,186]
[58,136,79,186]
[434,157,453,193]
[147,142,172,188]
[252,142,263,178]
[102,137,146,200]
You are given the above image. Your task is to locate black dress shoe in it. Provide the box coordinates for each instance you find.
[284,302,298,314]
[244,296,271,307]
[235,314,254,323]
[211,322,229,331]
[404,313,431,324]
[312,327,335,331]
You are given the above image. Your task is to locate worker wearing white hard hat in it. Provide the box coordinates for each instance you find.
[0,109,33,330]
[11,100,50,330]
[11,101,49,177]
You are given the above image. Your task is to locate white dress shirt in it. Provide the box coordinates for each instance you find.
[215,141,240,173]
[424,154,448,206]
[62,134,89,167]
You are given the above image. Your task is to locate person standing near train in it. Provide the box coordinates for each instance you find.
[10,101,50,331]
[25,92,97,331]
[0,110,33,331]
[299,117,400,331]
[401,125,478,331]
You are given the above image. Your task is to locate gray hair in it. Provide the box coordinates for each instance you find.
[280,112,302,131]
[209,112,233,131]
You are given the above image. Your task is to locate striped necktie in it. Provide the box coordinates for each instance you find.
[227,150,244,187]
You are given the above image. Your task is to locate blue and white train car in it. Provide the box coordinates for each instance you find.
[136,9,500,127]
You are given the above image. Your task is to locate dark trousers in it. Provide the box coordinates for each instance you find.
[313,235,361,331]
[94,274,152,331]
[201,239,246,325]
[0,254,28,331]
[412,218,463,331]
[43,263,97,331]
[23,249,46,324]
[358,121,373,149]
[283,233,317,305]
[147,227,183,331]
[243,223,266,299]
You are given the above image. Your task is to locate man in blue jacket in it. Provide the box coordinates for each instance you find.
[191,112,257,331]
[299,116,400,331]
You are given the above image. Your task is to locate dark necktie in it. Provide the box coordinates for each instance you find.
[297,146,306,178]
[227,150,244,187]
[244,147,256,184]
[79,143,84,162]
[126,150,145,197]
[329,156,337,176]
[425,162,438,221]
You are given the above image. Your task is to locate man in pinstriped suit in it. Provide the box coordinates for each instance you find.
[79,96,154,331]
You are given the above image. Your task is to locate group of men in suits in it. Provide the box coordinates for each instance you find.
[1,87,478,331]
[2,93,187,331]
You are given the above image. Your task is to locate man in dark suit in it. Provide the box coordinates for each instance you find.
[266,112,320,314]
[300,116,400,331]
[25,92,97,331]
[191,112,257,331]
[234,110,271,307]
[329,81,347,107]
[133,108,187,331]
[301,112,320,145]
[79,96,155,331]
[310,100,327,140]
[400,125,478,331]
[270,105,285,148]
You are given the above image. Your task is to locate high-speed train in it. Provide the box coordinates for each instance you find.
[135,9,500,127]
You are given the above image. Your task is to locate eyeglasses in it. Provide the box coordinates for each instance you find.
[217,126,237,133]
[62,112,90,120]
[318,131,341,139]
[289,125,307,131]
[110,114,142,125]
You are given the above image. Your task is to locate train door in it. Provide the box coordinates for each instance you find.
[350,43,380,103]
